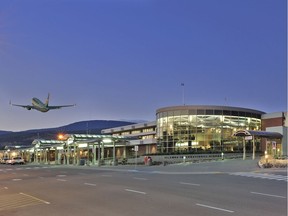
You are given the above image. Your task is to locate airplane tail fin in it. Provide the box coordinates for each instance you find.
[45,93,50,106]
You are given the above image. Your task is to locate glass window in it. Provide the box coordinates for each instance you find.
[189,109,197,115]
[223,110,231,115]
[206,109,214,115]
[239,111,245,117]
[197,109,205,115]
[215,110,222,115]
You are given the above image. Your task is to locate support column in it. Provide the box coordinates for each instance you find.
[73,143,76,165]
[77,146,80,165]
[101,142,104,160]
[66,145,70,165]
[98,141,101,167]
[123,145,127,159]
[47,148,50,165]
[55,149,58,165]
[113,140,116,166]
[34,149,38,163]
[93,144,96,165]
[87,144,90,165]
[243,138,246,160]
[252,135,255,160]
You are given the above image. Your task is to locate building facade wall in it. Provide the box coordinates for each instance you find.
[101,121,157,156]
[261,112,287,156]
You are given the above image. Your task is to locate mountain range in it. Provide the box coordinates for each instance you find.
[0,120,136,149]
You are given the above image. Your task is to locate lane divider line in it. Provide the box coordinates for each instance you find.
[133,177,148,181]
[125,189,146,195]
[84,183,97,186]
[56,179,67,182]
[196,203,234,213]
[250,191,286,199]
[179,182,200,186]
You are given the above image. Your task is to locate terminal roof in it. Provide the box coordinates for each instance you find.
[233,130,282,138]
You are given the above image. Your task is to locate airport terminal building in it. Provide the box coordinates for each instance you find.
[102,105,287,157]
[1,105,287,165]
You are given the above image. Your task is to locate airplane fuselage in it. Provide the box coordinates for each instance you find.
[32,98,49,112]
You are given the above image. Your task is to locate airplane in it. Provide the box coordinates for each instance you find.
[10,93,75,112]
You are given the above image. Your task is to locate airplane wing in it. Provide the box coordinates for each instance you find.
[10,103,35,110]
[48,104,76,110]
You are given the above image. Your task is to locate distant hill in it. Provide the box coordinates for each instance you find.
[0,131,12,136]
[0,120,135,148]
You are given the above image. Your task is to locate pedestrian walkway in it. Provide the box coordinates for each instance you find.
[229,172,288,182]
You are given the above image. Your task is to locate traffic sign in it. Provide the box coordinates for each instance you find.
[134,146,139,152]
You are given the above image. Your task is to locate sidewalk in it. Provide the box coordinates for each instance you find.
[38,158,288,174]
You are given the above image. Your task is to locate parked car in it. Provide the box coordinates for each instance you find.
[0,158,9,164]
[8,157,25,165]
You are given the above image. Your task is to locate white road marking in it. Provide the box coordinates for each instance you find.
[179,182,200,186]
[4,187,8,189]
[12,179,22,181]
[20,192,50,204]
[250,191,286,199]
[56,175,66,177]
[133,177,148,181]
[84,183,97,186]
[229,172,288,182]
[57,179,67,182]
[101,174,112,177]
[196,203,234,213]
[125,189,146,195]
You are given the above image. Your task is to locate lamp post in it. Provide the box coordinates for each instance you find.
[134,145,139,170]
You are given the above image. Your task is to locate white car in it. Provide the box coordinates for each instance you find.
[8,157,25,165]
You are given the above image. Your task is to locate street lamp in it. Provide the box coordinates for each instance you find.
[58,134,64,140]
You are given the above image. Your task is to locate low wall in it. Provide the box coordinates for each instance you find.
[127,153,254,165]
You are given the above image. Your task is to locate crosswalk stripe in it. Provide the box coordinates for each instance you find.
[229,172,288,182]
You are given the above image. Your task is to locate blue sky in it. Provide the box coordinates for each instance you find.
[0,0,287,131]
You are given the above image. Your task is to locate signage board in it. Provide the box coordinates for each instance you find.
[272,141,276,150]
[245,136,253,140]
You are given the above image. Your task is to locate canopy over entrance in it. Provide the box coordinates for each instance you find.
[233,130,283,139]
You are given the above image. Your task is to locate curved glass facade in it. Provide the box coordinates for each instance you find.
[156,106,264,153]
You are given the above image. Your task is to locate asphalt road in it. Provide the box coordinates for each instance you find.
[0,160,287,216]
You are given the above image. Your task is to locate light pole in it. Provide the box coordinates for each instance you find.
[134,146,138,170]
[181,83,185,105]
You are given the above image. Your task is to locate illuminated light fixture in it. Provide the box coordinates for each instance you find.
[58,134,64,140]
[103,138,112,143]
[78,143,88,148]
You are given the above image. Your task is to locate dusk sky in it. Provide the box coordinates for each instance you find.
[0,0,287,132]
